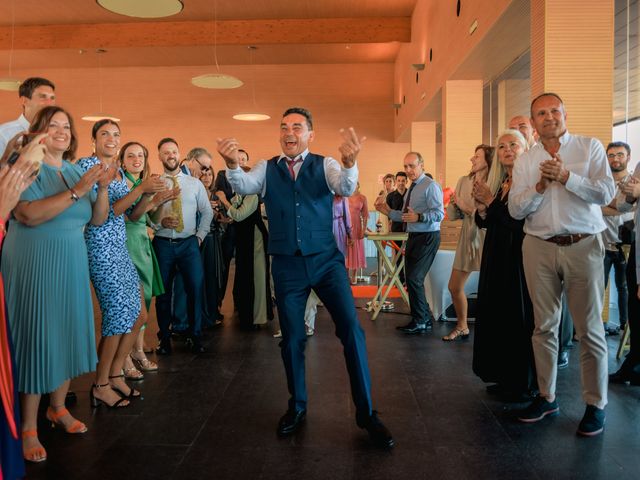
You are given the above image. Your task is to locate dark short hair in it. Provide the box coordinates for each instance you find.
[237,149,249,161]
[607,141,631,155]
[119,141,150,180]
[29,106,78,161]
[91,119,120,139]
[19,77,55,98]
[530,92,564,117]
[282,107,313,130]
[158,137,179,151]
[395,171,407,179]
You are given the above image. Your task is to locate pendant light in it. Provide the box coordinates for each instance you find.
[191,0,242,89]
[82,49,120,122]
[96,0,183,18]
[0,0,22,92]
[233,46,270,121]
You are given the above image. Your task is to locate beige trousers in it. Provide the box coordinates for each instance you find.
[522,234,608,409]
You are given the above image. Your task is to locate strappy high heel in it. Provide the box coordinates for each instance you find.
[22,430,47,463]
[442,327,470,342]
[46,406,87,433]
[109,373,141,399]
[90,383,130,408]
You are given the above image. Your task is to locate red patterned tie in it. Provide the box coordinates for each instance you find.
[286,157,302,180]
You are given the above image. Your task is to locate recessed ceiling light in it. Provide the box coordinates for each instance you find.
[96,0,183,18]
[191,74,244,89]
[233,113,271,122]
[0,77,21,91]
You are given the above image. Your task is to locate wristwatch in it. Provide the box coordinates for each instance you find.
[69,188,80,202]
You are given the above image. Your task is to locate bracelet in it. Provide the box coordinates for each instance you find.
[69,188,80,202]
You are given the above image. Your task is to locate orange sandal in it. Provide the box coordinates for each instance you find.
[22,430,47,463]
[46,406,88,434]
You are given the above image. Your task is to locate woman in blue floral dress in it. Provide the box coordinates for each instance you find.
[78,120,164,408]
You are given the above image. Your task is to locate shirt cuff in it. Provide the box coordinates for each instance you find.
[564,171,581,193]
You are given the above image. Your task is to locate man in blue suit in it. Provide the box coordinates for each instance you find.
[216,107,393,448]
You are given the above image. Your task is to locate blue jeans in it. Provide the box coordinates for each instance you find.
[153,236,205,340]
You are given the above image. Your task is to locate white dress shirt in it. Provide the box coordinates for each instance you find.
[226,149,358,197]
[602,174,634,248]
[0,114,29,157]
[508,131,615,238]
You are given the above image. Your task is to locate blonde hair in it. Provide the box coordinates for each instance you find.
[486,129,527,195]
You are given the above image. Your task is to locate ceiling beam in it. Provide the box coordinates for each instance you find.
[0,17,410,50]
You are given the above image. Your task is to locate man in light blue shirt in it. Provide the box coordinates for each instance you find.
[151,137,213,355]
[375,152,444,334]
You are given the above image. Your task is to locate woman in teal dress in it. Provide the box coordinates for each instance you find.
[120,141,169,377]
[1,106,110,463]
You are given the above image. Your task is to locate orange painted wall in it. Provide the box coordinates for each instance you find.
[0,63,409,204]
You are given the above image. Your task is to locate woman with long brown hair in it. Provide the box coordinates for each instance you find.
[443,144,494,341]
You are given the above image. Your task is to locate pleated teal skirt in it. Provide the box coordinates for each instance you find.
[1,161,98,394]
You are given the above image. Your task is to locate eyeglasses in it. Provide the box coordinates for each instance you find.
[199,166,211,173]
[607,152,627,159]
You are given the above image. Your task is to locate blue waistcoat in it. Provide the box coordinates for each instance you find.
[264,153,335,256]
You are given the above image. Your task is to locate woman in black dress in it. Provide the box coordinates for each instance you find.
[471,129,537,400]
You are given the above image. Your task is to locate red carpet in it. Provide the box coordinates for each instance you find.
[351,285,402,298]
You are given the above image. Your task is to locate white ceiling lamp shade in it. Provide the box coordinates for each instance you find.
[232,113,271,121]
[96,0,183,18]
[191,0,242,90]
[81,49,120,123]
[0,0,21,92]
[233,46,270,122]
[191,74,243,89]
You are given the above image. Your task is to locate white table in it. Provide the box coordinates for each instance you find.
[424,247,479,321]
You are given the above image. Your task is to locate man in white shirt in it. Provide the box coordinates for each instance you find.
[509,92,615,436]
[0,77,56,157]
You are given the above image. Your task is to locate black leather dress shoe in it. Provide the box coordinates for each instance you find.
[609,367,634,384]
[397,321,431,334]
[155,339,172,356]
[356,411,394,449]
[277,409,306,436]
[557,350,569,369]
[186,337,207,354]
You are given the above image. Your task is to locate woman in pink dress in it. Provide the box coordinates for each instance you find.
[346,183,369,283]
[332,195,352,260]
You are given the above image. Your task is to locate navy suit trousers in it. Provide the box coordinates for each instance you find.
[271,247,373,415]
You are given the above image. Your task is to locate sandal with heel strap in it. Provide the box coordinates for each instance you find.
[109,373,141,399]
[46,406,87,433]
[131,351,158,372]
[442,327,470,342]
[22,430,47,463]
[90,382,130,408]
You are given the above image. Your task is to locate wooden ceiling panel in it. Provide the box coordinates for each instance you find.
[0,0,417,25]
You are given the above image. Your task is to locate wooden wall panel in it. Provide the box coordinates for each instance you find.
[442,80,483,187]
[530,0,614,146]
[411,121,437,177]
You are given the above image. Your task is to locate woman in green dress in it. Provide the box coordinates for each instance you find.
[120,141,173,376]
[1,106,111,462]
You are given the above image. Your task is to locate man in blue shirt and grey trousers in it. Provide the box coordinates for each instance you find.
[375,152,445,334]
[216,107,394,449]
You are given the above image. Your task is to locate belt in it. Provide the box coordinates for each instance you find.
[155,235,193,244]
[544,233,591,246]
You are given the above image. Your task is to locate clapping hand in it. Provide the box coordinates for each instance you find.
[141,174,167,194]
[621,177,640,200]
[0,161,40,218]
[74,164,105,197]
[472,178,494,206]
[338,127,366,168]
[401,207,419,223]
[539,153,569,184]
[151,187,180,208]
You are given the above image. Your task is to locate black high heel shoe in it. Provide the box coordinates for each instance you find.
[90,383,130,408]
[108,373,141,399]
